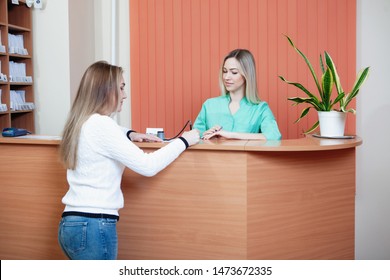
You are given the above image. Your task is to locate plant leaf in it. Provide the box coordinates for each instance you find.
[320,54,325,74]
[288,97,324,111]
[279,76,323,110]
[343,67,370,109]
[321,68,334,110]
[332,92,345,107]
[294,107,311,123]
[342,108,356,114]
[284,35,323,96]
[304,121,320,134]
[325,51,343,95]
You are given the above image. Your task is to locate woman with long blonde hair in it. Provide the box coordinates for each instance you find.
[58,61,199,260]
[193,49,281,140]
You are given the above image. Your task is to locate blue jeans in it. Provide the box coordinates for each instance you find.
[58,215,118,260]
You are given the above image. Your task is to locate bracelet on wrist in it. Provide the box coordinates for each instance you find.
[126,130,137,141]
[178,136,189,149]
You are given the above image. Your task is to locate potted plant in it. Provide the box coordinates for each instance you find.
[278,35,370,137]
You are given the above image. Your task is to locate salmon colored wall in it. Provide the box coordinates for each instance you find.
[130,0,356,139]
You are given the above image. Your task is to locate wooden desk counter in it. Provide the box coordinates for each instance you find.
[0,135,361,259]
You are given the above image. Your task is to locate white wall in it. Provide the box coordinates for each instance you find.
[32,0,71,135]
[31,0,389,259]
[356,0,390,259]
[32,0,130,135]
[90,0,131,128]
[68,0,95,103]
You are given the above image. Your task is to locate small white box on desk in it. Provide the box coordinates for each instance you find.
[146,127,163,136]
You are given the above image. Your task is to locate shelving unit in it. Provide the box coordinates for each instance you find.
[0,0,35,133]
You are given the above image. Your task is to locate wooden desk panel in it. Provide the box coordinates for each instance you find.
[119,149,248,259]
[247,150,355,259]
[0,136,361,259]
[0,144,67,260]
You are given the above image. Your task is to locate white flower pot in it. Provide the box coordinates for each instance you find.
[318,111,347,137]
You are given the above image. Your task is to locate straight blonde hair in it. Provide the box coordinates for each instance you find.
[59,61,124,170]
[219,49,261,104]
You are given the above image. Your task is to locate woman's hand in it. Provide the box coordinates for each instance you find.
[202,125,223,138]
[130,132,163,142]
[181,129,200,146]
[202,129,231,140]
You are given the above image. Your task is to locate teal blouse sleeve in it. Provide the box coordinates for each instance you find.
[193,102,208,137]
[257,104,282,140]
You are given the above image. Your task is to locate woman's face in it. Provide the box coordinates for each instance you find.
[117,75,127,112]
[222,58,246,94]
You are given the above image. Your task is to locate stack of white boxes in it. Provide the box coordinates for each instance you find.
[0,89,7,112]
[0,31,5,52]
[8,33,28,55]
[10,90,34,111]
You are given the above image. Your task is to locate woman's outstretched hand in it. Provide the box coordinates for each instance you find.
[202,125,222,139]
[181,129,200,146]
[130,132,162,142]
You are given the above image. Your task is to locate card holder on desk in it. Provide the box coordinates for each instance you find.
[2,127,29,137]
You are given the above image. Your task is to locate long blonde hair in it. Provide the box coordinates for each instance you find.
[219,49,261,104]
[59,61,124,169]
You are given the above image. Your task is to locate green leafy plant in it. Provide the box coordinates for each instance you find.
[279,35,370,133]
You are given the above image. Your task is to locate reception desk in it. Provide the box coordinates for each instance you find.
[0,135,361,259]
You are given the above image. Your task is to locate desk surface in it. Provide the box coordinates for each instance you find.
[0,134,362,151]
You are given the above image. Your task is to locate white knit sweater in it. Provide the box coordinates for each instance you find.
[62,114,187,216]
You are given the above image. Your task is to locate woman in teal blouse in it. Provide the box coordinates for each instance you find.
[193,49,281,140]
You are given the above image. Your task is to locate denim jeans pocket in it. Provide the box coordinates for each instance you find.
[59,220,88,256]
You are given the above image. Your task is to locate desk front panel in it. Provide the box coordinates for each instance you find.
[0,140,357,259]
[0,144,67,259]
[119,149,248,259]
[247,149,355,259]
